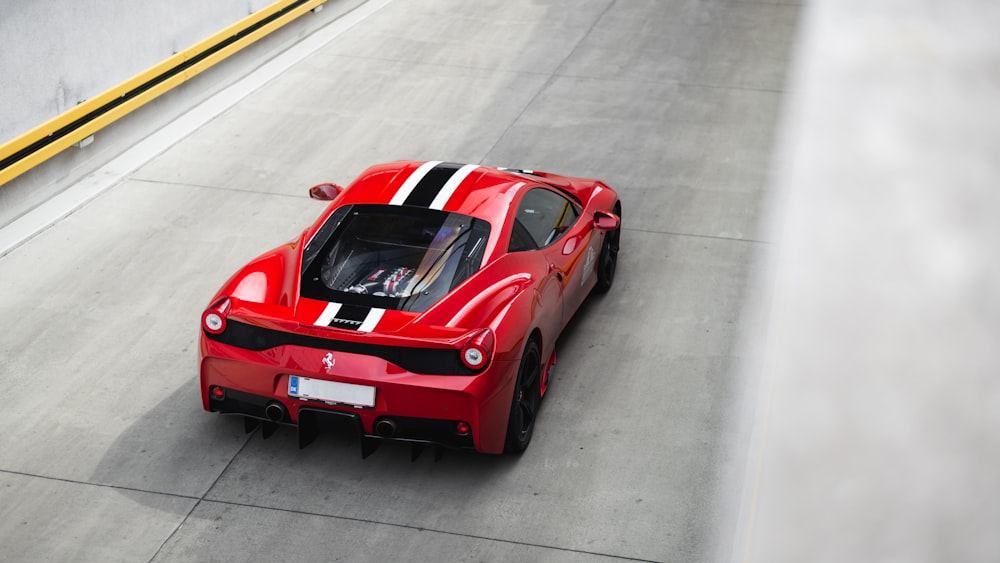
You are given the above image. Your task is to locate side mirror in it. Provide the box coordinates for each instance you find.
[308,183,344,201]
[593,210,620,231]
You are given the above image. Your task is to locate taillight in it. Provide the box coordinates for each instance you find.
[202,296,231,334]
[460,329,495,371]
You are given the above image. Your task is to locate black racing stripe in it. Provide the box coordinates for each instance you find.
[329,304,370,329]
[204,321,480,375]
[403,162,462,207]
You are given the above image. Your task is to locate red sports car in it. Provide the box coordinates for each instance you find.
[200,161,621,457]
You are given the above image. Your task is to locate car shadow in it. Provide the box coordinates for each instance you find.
[88,376,525,518]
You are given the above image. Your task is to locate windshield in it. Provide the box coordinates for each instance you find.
[300,204,491,312]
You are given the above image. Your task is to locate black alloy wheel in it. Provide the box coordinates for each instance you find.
[504,339,541,453]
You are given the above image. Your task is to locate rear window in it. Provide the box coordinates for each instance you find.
[300,204,491,312]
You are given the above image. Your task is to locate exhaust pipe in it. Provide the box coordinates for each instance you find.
[374,418,397,437]
[264,401,286,422]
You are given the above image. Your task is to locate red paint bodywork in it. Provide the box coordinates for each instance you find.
[199,161,620,454]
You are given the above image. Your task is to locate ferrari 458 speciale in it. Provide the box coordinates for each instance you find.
[200,161,621,457]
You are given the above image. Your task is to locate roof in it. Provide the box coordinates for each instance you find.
[336,161,531,225]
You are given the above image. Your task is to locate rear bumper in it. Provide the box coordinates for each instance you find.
[200,337,518,454]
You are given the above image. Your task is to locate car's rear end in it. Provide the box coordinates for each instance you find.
[200,299,520,455]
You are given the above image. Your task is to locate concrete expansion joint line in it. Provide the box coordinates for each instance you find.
[547,70,789,95]
[480,0,619,164]
[131,177,316,199]
[625,226,769,245]
[677,81,787,95]
[326,51,553,78]
[2,461,660,562]
[190,495,664,563]
[146,429,258,563]
[742,0,801,6]
[0,467,201,501]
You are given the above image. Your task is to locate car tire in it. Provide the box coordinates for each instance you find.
[504,339,541,454]
[594,201,622,293]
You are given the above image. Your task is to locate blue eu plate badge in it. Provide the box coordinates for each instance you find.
[288,376,300,395]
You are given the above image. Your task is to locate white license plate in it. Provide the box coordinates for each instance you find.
[288,375,376,408]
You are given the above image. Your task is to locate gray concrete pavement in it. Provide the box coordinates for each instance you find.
[0,0,799,561]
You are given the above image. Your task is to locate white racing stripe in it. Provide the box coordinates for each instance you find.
[314,302,342,326]
[389,160,442,205]
[358,308,386,332]
[429,164,479,210]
